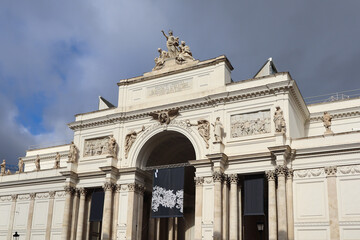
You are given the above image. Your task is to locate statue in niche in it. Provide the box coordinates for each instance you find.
[107,136,117,158]
[54,152,61,169]
[187,119,210,148]
[274,106,286,133]
[153,48,169,70]
[212,117,224,143]
[1,159,5,175]
[68,141,78,163]
[35,155,40,171]
[18,157,24,173]
[322,112,333,134]
[161,30,179,58]
[149,108,180,125]
[125,126,145,159]
[176,41,194,64]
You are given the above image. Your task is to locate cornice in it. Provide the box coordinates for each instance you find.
[309,108,360,122]
[294,142,360,159]
[0,175,66,189]
[68,79,301,131]
[23,151,69,162]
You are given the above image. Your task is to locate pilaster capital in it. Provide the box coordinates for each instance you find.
[276,165,288,177]
[64,186,75,195]
[30,193,36,200]
[286,168,294,180]
[49,191,56,198]
[128,183,145,193]
[325,166,337,176]
[11,194,17,201]
[212,171,223,183]
[78,188,87,197]
[229,174,238,184]
[194,177,204,186]
[103,182,115,192]
[266,170,276,181]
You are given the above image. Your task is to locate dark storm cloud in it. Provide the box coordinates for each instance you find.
[0,0,359,164]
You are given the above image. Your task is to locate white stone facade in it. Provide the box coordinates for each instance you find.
[0,55,359,240]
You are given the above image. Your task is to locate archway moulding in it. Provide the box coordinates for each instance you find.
[127,120,206,168]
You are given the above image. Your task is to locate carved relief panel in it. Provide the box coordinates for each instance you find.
[230,110,271,138]
[83,136,112,157]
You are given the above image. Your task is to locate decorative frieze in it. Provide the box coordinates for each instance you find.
[325,166,337,176]
[36,192,50,199]
[338,165,360,175]
[266,170,276,181]
[0,195,12,201]
[294,168,325,178]
[56,191,66,198]
[17,194,31,201]
[84,136,112,157]
[230,110,271,138]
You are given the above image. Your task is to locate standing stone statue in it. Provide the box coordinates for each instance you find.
[124,126,145,159]
[108,136,117,158]
[322,111,333,134]
[212,117,224,143]
[1,159,6,175]
[18,157,24,173]
[161,30,179,58]
[274,106,286,133]
[54,152,61,169]
[6,169,11,175]
[68,141,78,163]
[35,155,40,171]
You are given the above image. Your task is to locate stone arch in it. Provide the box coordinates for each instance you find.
[128,123,204,168]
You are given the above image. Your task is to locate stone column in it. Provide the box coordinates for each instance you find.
[155,218,160,240]
[325,166,340,240]
[194,177,204,240]
[286,169,294,240]
[229,174,238,240]
[71,189,80,240]
[213,171,223,240]
[112,185,121,240]
[276,166,288,240]
[266,170,277,240]
[45,191,56,239]
[62,186,74,240]
[25,193,36,240]
[222,175,229,240]
[126,183,142,240]
[168,217,174,240]
[238,182,242,240]
[101,182,114,240]
[85,194,92,240]
[76,188,87,240]
[7,194,17,239]
[137,185,145,240]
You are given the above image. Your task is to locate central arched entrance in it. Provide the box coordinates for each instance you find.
[138,130,196,240]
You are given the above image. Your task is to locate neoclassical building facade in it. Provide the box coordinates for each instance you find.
[0,33,360,240]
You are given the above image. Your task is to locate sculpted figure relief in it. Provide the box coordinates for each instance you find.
[68,141,78,163]
[18,157,24,173]
[108,136,117,158]
[274,106,286,133]
[187,119,210,148]
[125,126,145,159]
[54,152,60,169]
[149,109,180,125]
[35,155,40,171]
[322,112,333,133]
[153,30,196,70]
[212,117,224,143]
[1,159,5,175]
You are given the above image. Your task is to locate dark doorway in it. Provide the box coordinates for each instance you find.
[242,174,268,240]
[88,189,105,240]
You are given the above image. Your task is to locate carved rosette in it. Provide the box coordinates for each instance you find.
[286,168,294,180]
[325,166,337,176]
[266,170,276,181]
[276,165,288,177]
[212,171,224,183]
[229,174,239,184]
[103,182,115,192]
[49,191,56,199]
[194,177,204,186]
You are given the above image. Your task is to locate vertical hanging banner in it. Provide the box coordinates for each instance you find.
[151,167,184,218]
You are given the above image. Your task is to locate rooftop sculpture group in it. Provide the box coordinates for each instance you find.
[153,30,196,71]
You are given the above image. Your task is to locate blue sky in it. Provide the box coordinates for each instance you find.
[1,0,360,164]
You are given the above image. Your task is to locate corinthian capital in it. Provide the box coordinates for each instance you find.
[325,166,337,176]
[266,170,276,181]
[229,174,238,184]
[103,182,114,191]
[276,165,288,177]
[194,177,204,186]
[212,171,223,182]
